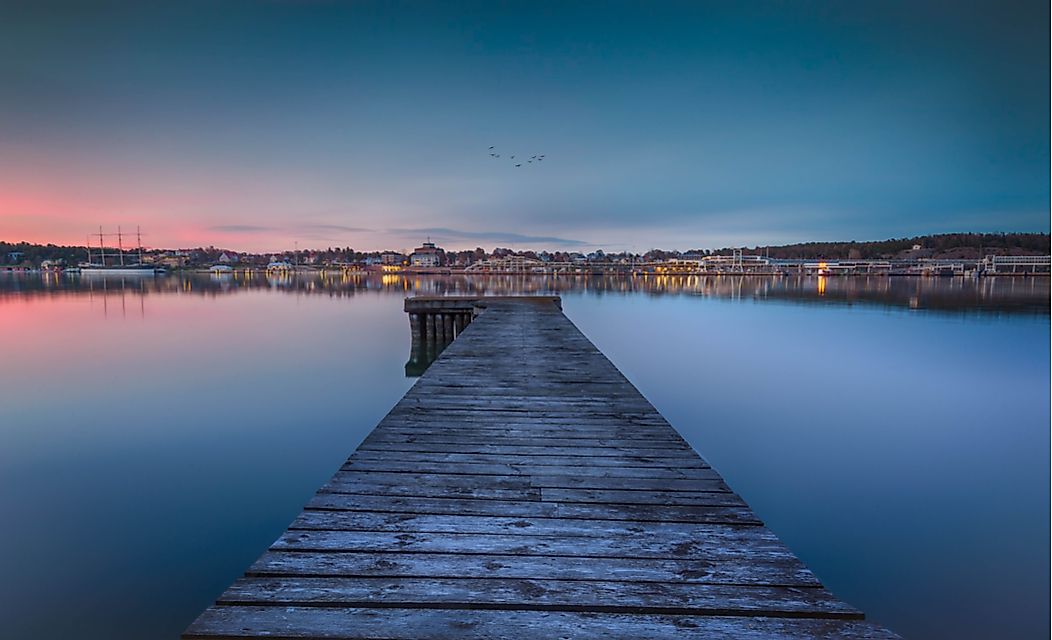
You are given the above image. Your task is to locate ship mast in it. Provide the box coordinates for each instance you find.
[137,226,144,265]
[98,226,106,266]
[117,226,125,266]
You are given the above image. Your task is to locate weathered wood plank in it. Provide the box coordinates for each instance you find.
[319,480,542,502]
[247,550,819,586]
[289,510,762,535]
[541,488,741,505]
[305,493,760,524]
[346,449,713,469]
[218,576,862,618]
[363,433,689,448]
[185,607,900,640]
[269,528,801,561]
[341,459,722,479]
[332,470,728,492]
[356,442,703,457]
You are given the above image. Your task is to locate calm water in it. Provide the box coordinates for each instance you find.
[1,272,1048,639]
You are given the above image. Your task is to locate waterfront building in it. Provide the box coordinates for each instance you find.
[980,254,1051,274]
[380,251,405,266]
[652,259,704,274]
[159,254,189,268]
[464,255,544,273]
[701,254,772,273]
[410,241,443,268]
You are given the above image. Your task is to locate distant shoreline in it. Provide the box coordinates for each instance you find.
[3,265,1048,277]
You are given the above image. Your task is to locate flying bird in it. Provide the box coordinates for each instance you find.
[486,147,547,167]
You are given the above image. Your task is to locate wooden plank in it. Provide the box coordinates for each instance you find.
[340,456,719,477]
[332,470,729,492]
[217,576,862,618]
[342,459,721,480]
[319,480,542,502]
[269,529,802,561]
[356,442,702,457]
[374,424,680,436]
[305,493,760,524]
[185,607,900,640]
[346,449,713,469]
[289,510,763,535]
[362,434,690,448]
[247,550,819,586]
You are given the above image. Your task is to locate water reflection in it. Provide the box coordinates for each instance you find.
[2,271,1048,315]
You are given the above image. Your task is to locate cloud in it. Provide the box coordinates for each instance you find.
[207,223,372,237]
[302,224,372,233]
[208,224,276,233]
[394,227,586,247]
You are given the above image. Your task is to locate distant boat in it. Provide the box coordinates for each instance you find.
[79,264,163,276]
[80,225,164,275]
[266,260,293,273]
[209,265,234,274]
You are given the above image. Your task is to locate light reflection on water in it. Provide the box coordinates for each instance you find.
[0,272,1048,639]
[4,270,1050,313]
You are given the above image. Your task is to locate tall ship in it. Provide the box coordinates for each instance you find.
[76,226,165,275]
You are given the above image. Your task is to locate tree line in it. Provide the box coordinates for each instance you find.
[705,233,1050,260]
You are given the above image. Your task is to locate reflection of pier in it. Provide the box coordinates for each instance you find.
[184,297,898,640]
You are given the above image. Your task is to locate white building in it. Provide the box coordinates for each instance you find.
[464,255,544,273]
[410,241,443,268]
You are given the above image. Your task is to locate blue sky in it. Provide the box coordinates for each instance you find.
[1,1,1048,251]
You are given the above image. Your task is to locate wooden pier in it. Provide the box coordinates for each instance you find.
[184,296,898,639]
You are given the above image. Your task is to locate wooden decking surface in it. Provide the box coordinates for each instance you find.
[184,298,898,639]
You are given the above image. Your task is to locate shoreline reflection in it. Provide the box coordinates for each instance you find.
[2,272,1048,315]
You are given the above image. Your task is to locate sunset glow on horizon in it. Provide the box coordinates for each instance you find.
[2,1,1047,253]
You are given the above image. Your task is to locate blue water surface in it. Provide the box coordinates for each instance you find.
[0,273,1048,639]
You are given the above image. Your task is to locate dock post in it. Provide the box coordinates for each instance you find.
[443,314,454,342]
[425,313,436,346]
[408,312,422,349]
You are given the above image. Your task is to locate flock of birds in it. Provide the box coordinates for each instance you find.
[488,146,545,167]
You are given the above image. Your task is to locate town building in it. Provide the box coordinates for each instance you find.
[410,241,443,268]
[381,251,405,266]
[464,255,544,273]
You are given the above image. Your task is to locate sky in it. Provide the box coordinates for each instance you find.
[1,0,1048,253]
